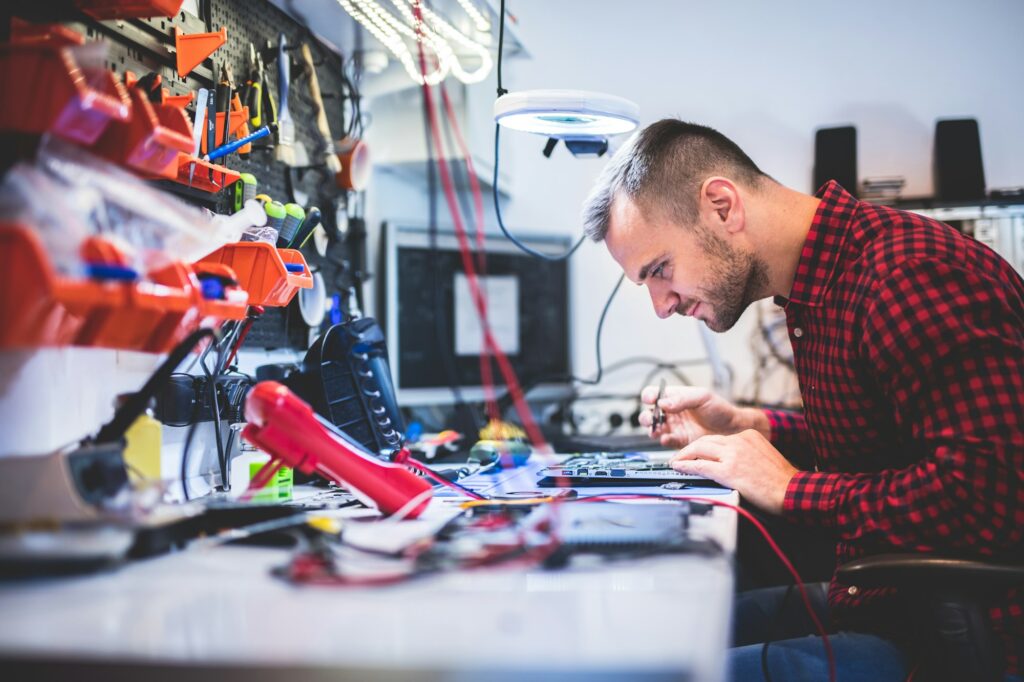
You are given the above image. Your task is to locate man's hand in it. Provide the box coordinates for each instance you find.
[668,430,798,515]
[638,385,771,448]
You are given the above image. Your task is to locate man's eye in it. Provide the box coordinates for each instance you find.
[651,263,667,279]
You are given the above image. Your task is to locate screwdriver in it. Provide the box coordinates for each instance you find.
[287,206,322,249]
[188,87,209,187]
[205,123,277,162]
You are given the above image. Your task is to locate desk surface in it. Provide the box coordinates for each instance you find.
[0,457,737,681]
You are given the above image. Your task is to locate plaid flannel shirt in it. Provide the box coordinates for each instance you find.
[766,181,1024,672]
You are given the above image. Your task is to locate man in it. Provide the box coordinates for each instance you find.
[581,119,1024,681]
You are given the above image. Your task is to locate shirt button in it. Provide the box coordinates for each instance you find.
[848,585,859,596]
[793,327,804,338]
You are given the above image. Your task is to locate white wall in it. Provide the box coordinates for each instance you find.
[489,0,1024,407]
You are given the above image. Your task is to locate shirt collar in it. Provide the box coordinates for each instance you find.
[776,180,861,308]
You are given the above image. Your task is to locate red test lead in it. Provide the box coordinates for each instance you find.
[241,382,433,518]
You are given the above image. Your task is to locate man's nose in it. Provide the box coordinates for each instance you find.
[649,287,677,319]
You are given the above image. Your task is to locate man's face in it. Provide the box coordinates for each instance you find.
[605,194,768,333]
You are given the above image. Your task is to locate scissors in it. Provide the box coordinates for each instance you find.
[651,378,667,433]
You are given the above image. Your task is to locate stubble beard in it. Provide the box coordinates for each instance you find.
[696,231,770,333]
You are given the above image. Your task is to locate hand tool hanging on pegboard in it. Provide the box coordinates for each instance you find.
[274,32,295,166]
[299,43,341,174]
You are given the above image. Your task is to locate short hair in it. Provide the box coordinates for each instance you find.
[581,119,769,242]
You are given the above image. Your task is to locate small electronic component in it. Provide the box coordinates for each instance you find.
[651,378,667,431]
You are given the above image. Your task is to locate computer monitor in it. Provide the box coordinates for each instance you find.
[381,222,573,405]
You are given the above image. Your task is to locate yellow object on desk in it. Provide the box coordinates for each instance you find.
[123,412,162,484]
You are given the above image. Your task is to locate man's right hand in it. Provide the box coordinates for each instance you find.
[638,385,771,448]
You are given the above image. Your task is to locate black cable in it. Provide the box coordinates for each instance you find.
[492,0,586,262]
[220,385,248,481]
[493,124,587,261]
[636,364,692,398]
[496,0,507,97]
[577,272,625,386]
[94,328,216,444]
[760,583,797,682]
[180,416,200,502]
[201,320,240,492]
[177,329,225,502]
[495,272,623,414]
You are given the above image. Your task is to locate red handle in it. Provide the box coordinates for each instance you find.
[242,381,432,518]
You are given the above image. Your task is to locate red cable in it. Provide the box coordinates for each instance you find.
[400,455,486,500]
[412,3,549,450]
[224,305,264,369]
[439,83,499,422]
[578,494,837,682]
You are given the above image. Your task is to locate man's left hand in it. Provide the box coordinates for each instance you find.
[668,430,798,515]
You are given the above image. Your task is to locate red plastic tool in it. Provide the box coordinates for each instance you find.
[242,382,433,518]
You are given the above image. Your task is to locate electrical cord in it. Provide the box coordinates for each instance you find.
[180,321,241,500]
[200,334,228,491]
[420,59,479,435]
[494,272,623,415]
[492,0,587,261]
[492,124,587,261]
[576,272,624,386]
[760,582,796,682]
[496,0,508,98]
[438,82,499,420]
[94,328,217,444]
[413,0,548,450]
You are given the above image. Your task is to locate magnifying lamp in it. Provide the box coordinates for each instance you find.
[494,89,640,157]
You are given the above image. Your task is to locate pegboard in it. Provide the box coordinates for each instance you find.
[5,0,364,348]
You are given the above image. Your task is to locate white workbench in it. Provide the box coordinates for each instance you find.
[0,457,738,681]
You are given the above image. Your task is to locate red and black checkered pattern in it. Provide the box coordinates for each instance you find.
[765,181,1024,672]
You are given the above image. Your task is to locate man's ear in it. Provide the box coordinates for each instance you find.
[700,177,744,234]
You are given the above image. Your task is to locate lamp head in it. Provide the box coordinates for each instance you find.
[494,89,640,139]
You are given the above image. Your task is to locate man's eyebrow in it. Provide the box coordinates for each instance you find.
[637,253,666,283]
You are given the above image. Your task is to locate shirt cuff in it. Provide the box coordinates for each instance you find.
[764,408,799,436]
[782,470,842,527]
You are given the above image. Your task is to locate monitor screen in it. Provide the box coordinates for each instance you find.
[381,223,572,405]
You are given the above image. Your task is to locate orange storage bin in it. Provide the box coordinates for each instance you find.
[200,107,250,154]
[171,153,241,193]
[93,73,193,179]
[0,43,130,144]
[0,225,90,348]
[191,262,249,322]
[71,261,198,353]
[9,18,85,48]
[0,222,213,353]
[198,242,312,308]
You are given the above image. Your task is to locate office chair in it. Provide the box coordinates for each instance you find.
[837,553,1024,682]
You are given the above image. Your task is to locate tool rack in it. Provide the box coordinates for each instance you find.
[0,0,355,352]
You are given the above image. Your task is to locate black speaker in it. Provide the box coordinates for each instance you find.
[813,126,857,196]
[934,118,986,202]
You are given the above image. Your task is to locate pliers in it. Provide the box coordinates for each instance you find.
[242,42,277,145]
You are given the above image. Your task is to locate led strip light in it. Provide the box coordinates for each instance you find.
[338,0,493,85]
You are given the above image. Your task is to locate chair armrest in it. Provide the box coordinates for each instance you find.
[837,553,1024,593]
